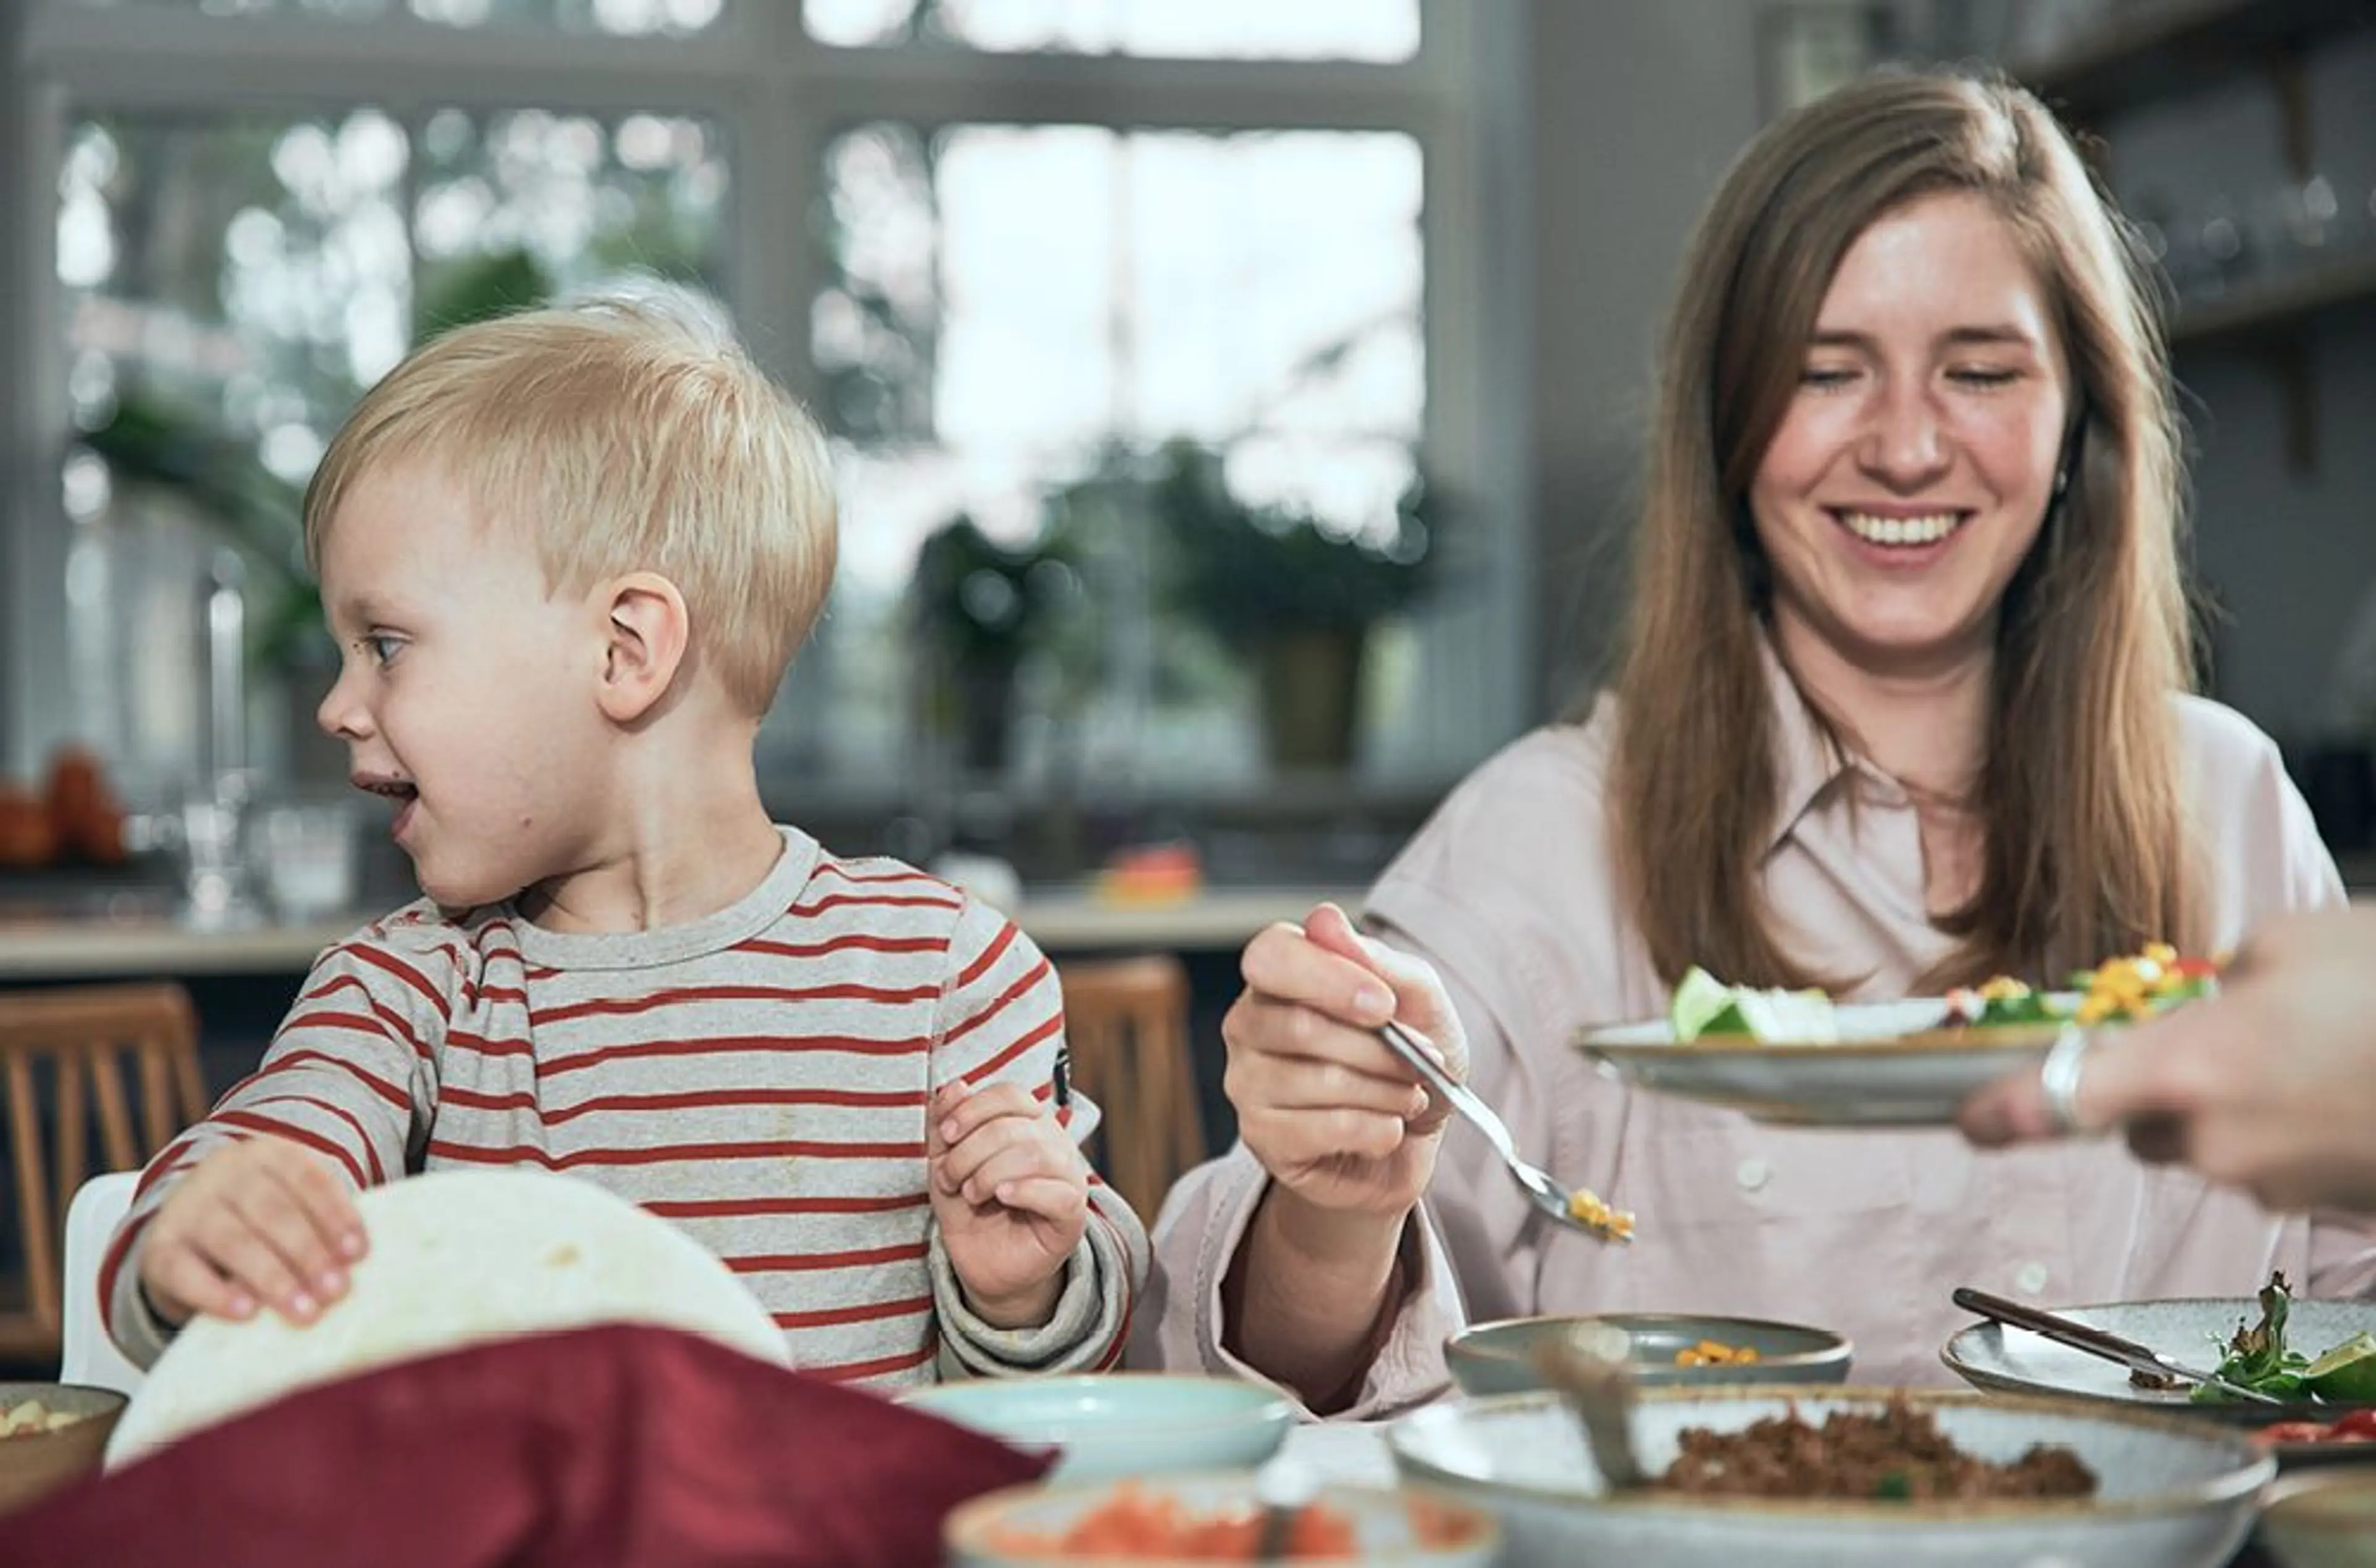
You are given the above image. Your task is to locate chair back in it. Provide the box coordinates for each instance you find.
[1057,955,1204,1226]
[0,983,205,1362]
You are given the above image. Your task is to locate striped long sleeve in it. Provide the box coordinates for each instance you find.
[927,894,1147,1376]
[102,924,452,1367]
[100,827,1149,1385]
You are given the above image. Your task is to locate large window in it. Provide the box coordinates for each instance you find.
[6,0,1521,815]
[814,121,1426,785]
[50,100,728,800]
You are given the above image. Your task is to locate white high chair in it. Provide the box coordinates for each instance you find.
[60,1171,146,1396]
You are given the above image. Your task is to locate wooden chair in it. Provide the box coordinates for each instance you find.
[0,982,207,1362]
[1059,955,1205,1227]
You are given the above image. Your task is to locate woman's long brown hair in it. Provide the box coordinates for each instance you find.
[1609,69,2200,991]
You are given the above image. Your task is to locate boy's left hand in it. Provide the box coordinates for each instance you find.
[928,1079,1091,1329]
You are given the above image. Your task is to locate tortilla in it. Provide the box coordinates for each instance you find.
[106,1170,789,1468]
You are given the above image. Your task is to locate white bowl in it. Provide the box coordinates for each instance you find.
[2257,1467,2376,1568]
[899,1374,1294,1482]
[1387,1387,2270,1568]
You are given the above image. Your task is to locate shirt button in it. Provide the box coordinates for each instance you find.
[2015,1261,2051,1296]
[1735,1158,1771,1192]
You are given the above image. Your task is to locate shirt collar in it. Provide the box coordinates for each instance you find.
[1760,632,1857,855]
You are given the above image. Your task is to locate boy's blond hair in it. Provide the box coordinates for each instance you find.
[304,286,838,717]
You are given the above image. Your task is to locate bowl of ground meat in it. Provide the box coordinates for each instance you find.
[1386,1387,2271,1568]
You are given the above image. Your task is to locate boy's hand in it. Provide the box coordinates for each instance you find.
[928,1079,1091,1330]
[138,1135,367,1329]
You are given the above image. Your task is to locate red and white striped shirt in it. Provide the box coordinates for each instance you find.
[104,828,1148,1387]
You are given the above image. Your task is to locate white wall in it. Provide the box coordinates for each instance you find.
[0,0,27,774]
[1523,0,1770,717]
[2106,30,2376,741]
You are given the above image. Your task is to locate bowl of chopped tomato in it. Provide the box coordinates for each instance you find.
[944,1471,1500,1566]
[2255,1408,2376,1469]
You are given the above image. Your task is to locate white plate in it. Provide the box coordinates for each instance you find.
[1942,1296,2376,1462]
[1574,996,2074,1125]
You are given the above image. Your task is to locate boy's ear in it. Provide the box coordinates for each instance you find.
[594,572,691,723]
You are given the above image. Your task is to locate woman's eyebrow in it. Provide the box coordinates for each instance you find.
[1806,325,2042,350]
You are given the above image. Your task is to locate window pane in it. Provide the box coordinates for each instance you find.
[812,122,1425,785]
[72,0,730,38]
[803,0,1419,61]
[58,105,728,799]
[59,109,411,801]
[412,107,731,325]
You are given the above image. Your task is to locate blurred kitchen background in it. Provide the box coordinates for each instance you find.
[4,0,2376,897]
[0,0,2372,1252]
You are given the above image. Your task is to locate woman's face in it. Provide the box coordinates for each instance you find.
[1749,190,2074,681]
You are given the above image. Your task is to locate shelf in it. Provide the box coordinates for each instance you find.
[2013,0,2376,124]
[0,885,1375,977]
[2172,252,2376,348]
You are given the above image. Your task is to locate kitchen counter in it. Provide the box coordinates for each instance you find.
[0,883,1368,981]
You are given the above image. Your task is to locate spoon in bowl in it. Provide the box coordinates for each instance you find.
[1531,1325,1650,1491]
[1251,1451,1320,1561]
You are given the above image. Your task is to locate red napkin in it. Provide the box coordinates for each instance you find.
[11,1324,1051,1567]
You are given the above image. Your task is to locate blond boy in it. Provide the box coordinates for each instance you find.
[101,290,1148,1383]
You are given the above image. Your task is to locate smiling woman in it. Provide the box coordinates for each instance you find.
[1138,66,2370,1416]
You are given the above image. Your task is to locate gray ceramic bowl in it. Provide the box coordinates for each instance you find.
[1387,1386,2270,1568]
[1447,1312,1852,1397]
[943,1470,1502,1567]
[2257,1467,2376,1568]
[899,1374,1294,1483]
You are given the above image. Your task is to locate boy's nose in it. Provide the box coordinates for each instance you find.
[316,673,373,741]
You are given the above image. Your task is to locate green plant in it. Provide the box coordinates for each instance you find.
[1148,439,1442,644]
[910,513,1092,673]
[910,512,1096,770]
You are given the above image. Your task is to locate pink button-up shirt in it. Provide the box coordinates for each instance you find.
[1134,673,2374,1416]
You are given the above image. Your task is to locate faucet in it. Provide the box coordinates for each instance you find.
[206,548,248,783]
[181,550,260,926]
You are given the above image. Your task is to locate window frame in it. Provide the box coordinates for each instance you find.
[3,0,1531,800]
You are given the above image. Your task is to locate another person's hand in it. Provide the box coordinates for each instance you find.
[1223,902,1462,1221]
[1960,908,2376,1213]
[929,1080,1091,1329]
[137,1135,367,1329]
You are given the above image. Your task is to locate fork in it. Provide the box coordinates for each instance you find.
[1376,1019,1633,1244]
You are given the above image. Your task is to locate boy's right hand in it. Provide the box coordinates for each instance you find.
[1223,902,1465,1221]
[137,1135,368,1329]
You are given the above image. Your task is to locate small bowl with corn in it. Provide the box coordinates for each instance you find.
[1445,1312,1853,1397]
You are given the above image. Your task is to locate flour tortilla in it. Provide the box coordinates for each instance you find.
[106,1170,789,1468]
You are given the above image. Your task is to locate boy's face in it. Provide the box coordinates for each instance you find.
[314,464,610,909]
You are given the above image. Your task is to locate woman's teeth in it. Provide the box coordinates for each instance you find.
[1839,511,1960,547]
